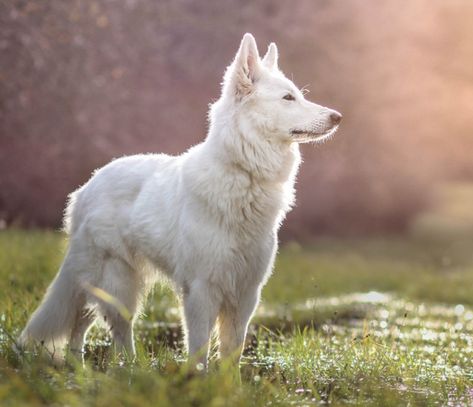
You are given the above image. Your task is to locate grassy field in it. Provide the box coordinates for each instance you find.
[0,230,472,406]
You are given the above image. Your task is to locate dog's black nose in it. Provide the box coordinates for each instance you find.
[330,111,342,125]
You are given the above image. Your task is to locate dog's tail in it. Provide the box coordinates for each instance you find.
[19,253,80,356]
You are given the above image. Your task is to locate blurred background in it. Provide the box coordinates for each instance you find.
[1,0,473,240]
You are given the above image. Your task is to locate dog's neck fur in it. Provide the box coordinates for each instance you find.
[205,98,301,184]
[182,98,300,234]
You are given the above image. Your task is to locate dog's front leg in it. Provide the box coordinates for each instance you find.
[182,280,219,369]
[218,287,259,365]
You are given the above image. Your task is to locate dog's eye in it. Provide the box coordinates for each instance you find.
[282,93,295,101]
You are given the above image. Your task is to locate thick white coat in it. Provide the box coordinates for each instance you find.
[20,34,341,364]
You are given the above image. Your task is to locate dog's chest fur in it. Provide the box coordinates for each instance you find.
[185,147,298,241]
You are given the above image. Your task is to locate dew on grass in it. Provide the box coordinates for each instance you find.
[454,304,465,316]
[454,322,463,330]
[379,309,390,319]
[236,291,473,404]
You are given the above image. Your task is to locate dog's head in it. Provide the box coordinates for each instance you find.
[220,33,341,144]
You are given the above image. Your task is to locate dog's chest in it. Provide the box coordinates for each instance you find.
[222,178,288,235]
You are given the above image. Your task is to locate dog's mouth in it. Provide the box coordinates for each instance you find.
[290,125,339,143]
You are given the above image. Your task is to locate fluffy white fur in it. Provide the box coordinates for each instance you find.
[20,34,341,365]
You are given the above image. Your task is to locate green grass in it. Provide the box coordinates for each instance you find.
[0,229,472,406]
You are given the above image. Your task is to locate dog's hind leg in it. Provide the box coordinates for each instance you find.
[97,257,140,358]
[69,306,96,360]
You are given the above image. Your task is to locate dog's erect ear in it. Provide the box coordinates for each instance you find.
[262,43,278,70]
[224,33,261,98]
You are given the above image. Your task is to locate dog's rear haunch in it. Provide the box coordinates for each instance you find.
[20,33,341,366]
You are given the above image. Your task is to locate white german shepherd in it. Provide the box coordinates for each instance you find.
[20,33,341,366]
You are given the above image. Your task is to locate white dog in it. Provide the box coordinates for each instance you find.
[20,33,341,366]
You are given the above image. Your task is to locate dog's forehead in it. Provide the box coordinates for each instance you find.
[259,71,297,94]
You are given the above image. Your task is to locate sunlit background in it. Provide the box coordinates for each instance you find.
[1,0,473,240]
